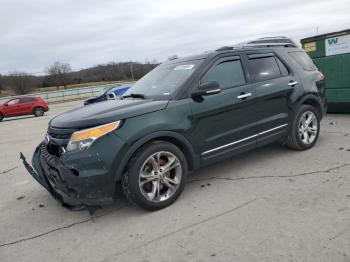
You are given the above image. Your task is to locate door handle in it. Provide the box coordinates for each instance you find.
[237,93,252,99]
[288,81,298,86]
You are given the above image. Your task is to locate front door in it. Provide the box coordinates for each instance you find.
[2,99,21,117]
[189,55,257,162]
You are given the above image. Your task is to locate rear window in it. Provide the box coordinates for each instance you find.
[289,51,318,71]
[246,54,281,82]
[20,97,37,103]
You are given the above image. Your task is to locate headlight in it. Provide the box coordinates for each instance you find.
[66,121,121,152]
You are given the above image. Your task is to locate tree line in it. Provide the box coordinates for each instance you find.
[0,61,159,95]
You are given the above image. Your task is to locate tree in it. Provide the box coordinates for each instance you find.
[46,61,72,89]
[0,74,5,94]
[7,71,36,95]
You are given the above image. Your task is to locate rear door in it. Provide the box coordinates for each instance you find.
[189,55,257,162]
[242,52,295,145]
[18,97,35,114]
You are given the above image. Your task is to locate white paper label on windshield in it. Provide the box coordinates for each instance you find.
[174,64,195,70]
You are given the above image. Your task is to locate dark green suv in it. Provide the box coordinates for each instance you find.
[21,43,326,211]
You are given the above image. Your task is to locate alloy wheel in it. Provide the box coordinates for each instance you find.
[298,111,318,145]
[138,151,182,203]
[34,108,44,117]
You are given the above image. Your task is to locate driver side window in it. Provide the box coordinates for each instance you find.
[201,59,246,89]
[7,99,20,105]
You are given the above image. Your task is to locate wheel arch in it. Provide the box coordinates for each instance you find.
[114,131,200,182]
[33,106,44,113]
[295,95,324,119]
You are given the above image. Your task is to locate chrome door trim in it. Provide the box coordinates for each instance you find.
[202,134,259,155]
[206,89,222,94]
[201,124,288,156]
[258,124,288,135]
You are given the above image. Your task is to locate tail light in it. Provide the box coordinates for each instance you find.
[316,72,325,94]
[319,72,325,81]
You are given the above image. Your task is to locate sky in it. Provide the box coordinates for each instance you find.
[0,0,349,74]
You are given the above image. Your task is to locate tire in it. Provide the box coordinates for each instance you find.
[122,141,188,210]
[33,107,44,117]
[286,105,321,150]
[0,113,3,122]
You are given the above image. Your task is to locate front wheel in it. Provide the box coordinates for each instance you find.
[122,141,188,210]
[286,105,320,150]
[33,107,44,117]
[0,113,3,122]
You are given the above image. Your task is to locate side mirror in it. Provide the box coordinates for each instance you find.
[191,81,221,97]
[4,103,8,107]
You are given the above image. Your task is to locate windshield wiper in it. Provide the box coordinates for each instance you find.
[122,93,147,99]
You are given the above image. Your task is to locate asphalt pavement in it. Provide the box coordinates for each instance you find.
[0,101,349,262]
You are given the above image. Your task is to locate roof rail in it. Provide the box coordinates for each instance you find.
[215,46,235,51]
[245,36,297,47]
[242,42,297,48]
[168,55,178,60]
[215,36,298,52]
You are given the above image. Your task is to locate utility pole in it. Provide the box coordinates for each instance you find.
[316,26,320,35]
[130,62,134,81]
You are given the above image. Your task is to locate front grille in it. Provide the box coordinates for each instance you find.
[46,126,77,156]
[40,143,62,186]
[48,126,76,140]
[47,143,61,157]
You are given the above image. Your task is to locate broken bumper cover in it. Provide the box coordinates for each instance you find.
[20,143,115,209]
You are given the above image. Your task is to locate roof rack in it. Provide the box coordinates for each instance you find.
[244,36,297,47]
[242,42,297,48]
[215,36,298,52]
[215,46,235,51]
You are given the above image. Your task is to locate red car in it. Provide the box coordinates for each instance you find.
[0,96,49,121]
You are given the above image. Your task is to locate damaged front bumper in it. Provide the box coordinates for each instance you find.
[20,142,117,210]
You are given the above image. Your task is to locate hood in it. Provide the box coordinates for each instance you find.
[50,98,169,129]
[85,93,104,101]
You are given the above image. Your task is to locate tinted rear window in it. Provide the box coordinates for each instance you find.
[20,97,37,103]
[246,55,281,82]
[289,51,318,71]
[276,57,289,76]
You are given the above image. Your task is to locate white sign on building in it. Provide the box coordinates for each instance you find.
[325,34,350,56]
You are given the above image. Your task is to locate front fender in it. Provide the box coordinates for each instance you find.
[113,131,199,182]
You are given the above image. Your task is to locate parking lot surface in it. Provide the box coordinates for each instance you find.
[0,101,349,262]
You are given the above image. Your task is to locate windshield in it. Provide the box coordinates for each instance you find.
[96,87,111,96]
[123,59,203,97]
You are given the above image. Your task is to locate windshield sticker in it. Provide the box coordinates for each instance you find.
[174,64,195,70]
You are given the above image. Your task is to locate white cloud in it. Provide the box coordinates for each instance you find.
[0,0,349,74]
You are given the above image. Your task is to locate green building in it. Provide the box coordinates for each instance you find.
[301,29,350,112]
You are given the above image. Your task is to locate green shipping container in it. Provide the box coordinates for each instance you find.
[301,29,350,113]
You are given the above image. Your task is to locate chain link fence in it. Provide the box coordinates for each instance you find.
[0,83,129,104]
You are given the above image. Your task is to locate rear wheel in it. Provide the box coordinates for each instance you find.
[33,107,44,117]
[286,105,320,150]
[0,113,3,122]
[122,141,188,210]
